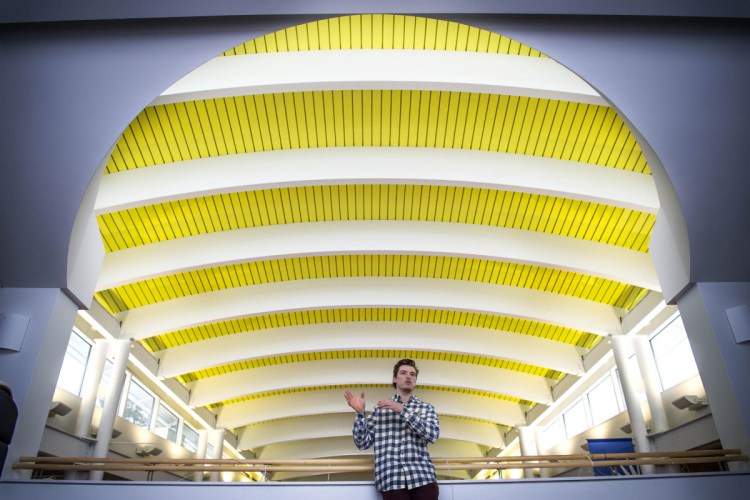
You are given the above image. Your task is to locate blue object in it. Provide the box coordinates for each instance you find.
[586,438,640,476]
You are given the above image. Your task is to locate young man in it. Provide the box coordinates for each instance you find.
[344,359,440,500]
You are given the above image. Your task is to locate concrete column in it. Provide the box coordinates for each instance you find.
[533,427,550,478]
[611,335,654,474]
[89,339,131,481]
[194,430,209,482]
[677,282,750,471]
[207,428,225,482]
[62,340,108,480]
[633,336,670,434]
[0,288,80,480]
[74,340,108,438]
[518,426,537,479]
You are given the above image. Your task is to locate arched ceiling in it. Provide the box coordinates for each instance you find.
[91,14,660,479]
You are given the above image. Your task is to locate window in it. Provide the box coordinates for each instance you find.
[154,403,179,442]
[587,374,622,426]
[540,418,565,450]
[96,359,114,407]
[563,399,589,438]
[56,330,91,396]
[123,380,155,429]
[651,316,699,390]
[182,425,199,452]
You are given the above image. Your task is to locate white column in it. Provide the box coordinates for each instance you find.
[518,426,537,479]
[63,340,108,480]
[194,429,209,482]
[611,335,654,474]
[74,340,108,438]
[207,428,225,482]
[89,339,131,481]
[533,427,550,478]
[633,336,669,434]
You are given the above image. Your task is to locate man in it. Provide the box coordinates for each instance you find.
[344,359,440,500]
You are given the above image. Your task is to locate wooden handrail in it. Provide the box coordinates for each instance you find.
[13,449,747,475]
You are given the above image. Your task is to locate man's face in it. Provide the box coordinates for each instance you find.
[393,364,418,391]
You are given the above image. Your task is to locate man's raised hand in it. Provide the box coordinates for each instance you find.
[344,390,366,414]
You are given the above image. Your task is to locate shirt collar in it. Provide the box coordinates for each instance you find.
[393,393,418,404]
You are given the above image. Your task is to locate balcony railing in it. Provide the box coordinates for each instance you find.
[14,449,747,478]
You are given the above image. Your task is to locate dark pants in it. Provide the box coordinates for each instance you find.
[382,482,439,500]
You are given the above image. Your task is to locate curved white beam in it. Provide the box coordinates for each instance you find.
[257,437,479,480]
[216,387,527,429]
[118,277,624,340]
[188,358,552,407]
[151,50,605,106]
[156,322,584,379]
[96,147,658,215]
[237,413,506,451]
[99,221,659,293]
[257,436,486,462]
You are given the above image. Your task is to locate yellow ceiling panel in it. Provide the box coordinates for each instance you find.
[125,307,598,354]
[179,349,562,386]
[104,91,648,174]
[209,383,533,412]
[97,185,655,253]
[223,15,546,57]
[96,254,646,314]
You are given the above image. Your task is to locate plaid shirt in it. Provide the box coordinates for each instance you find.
[352,394,439,492]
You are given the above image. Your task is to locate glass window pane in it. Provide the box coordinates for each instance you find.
[56,330,91,396]
[182,425,199,452]
[123,380,155,429]
[541,418,565,450]
[587,375,621,426]
[96,360,114,408]
[154,403,179,442]
[563,399,589,438]
[651,316,699,390]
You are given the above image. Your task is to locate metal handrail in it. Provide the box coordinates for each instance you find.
[13,449,747,474]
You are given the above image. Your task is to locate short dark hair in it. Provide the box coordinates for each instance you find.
[392,359,419,388]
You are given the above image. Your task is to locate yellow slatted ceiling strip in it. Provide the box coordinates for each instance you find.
[131,308,599,353]
[96,255,647,313]
[104,92,648,174]
[97,186,655,253]
[209,384,533,411]
[222,15,546,57]
[179,349,562,386]
[242,413,507,429]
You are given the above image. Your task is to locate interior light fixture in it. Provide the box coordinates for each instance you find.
[48,401,73,418]
[671,395,708,411]
[619,422,651,434]
[135,444,163,457]
[90,426,122,438]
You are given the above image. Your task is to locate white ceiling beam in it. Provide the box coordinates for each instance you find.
[150,50,605,106]
[237,413,506,451]
[156,322,584,379]
[188,358,552,407]
[216,387,527,429]
[255,436,488,462]
[258,437,478,481]
[98,220,659,293]
[118,277,624,340]
[95,147,658,215]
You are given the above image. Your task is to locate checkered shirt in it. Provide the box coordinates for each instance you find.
[352,394,439,492]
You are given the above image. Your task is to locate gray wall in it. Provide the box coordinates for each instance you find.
[3,474,750,500]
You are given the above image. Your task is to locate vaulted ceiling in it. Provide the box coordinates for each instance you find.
[91,14,660,480]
